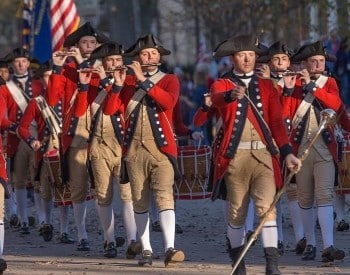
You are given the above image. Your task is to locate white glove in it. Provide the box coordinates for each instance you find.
[191,131,204,140]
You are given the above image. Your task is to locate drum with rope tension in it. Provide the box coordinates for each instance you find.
[43,149,72,206]
[338,133,350,194]
[175,145,212,200]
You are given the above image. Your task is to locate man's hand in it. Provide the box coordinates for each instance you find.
[191,131,204,140]
[203,93,212,107]
[285,153,302,173]
[68,47,84,65]
[230,85,246,100]
[52,51,69,66]
[94,65,106,80]
[113,68,127,86]
[30,140,42,151]
[283,74,297,89]
[255,64,270,79]
[79,71,92,85]
[127,61,146,83]
[298,69,311,86]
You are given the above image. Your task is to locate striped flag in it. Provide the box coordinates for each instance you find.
[50,0,80,51]
[21,0,80,62]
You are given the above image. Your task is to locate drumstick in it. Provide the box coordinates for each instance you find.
[197,131,203,150]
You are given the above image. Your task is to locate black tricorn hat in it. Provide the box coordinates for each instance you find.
[213,34,267,58]
[292,41,337,63]
[124,34,171,57]
[255,42,270,63]
[35,60,53,78]
[4,47,31,62]
[30,58,41,72]
[258,41,294,63]
[63,22,109,47]
[89,42,124,60]
[0,58,9,69]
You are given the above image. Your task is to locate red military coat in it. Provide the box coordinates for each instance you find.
[281,76,341,161]
[74,76,112,117]
[0,78,43,157]
[18,98,53,165]
[173,99,191,138]
[337,104,350,132]
[47,61,100,153]
[210,75,293,199]
[0,95,8,183]
[104,73,180,161]
[193,105,220,128]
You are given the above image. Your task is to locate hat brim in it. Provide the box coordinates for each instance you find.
[89,42,124,60]
[124,45,170,57]
[213,39,267,58]
[292,52,337,63]
[256,55,270,64]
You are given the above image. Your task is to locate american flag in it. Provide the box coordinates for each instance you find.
[21,0,80,62]
[50,0,80,51]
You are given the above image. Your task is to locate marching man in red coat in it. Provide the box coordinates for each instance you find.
[18,61,74,244]
[74,41,142,259]
[47,22,108,251]
[0,95,9,274]
[104,34,185,267]
[209,34,301,275]
[281,41,344,263]
[0,48,43,234]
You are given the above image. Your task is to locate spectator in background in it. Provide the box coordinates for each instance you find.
[198,53,219,80]
[334,37,350,108]
[217,56,231,77]
[323,29,341,74]
[190,64,213,145]
[178,71,195,127]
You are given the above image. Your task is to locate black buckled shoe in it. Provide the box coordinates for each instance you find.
[115,236,125,247]
[295,237,307,255]
[42,224,53,242]
[277,241,284,256]
[151,221,162,232]
[226,237,232,253]
[138,250,153,266]
[77,239,90,251]
[164,247,185,267]
[126,240,142,259]
[28,216,36,227]
[9,214,20,228]
[58,233,74,244]
[264,247,281,275]
[0,258,7,275]
[19,222,30,235]
[229,246,246,275]
[175,223,183,234]
[301,245,316,260]
[336,220,350,231]
[104,242,117,258]
[321,245,345,262]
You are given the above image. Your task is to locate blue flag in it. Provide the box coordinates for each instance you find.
[31,0,52,63]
